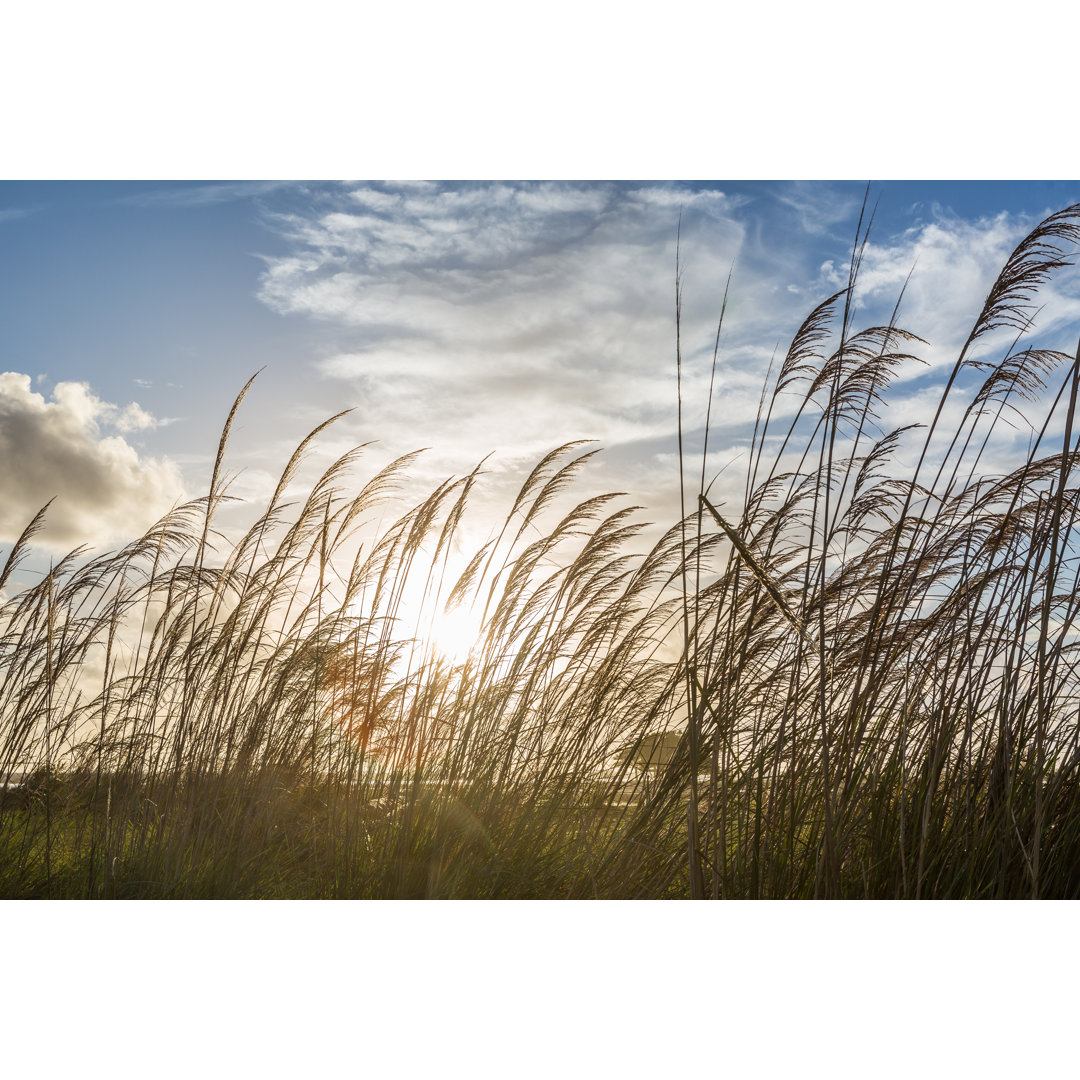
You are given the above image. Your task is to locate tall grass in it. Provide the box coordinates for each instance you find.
[4,205,1080,898]
[672,202,1080,899]
[0,423,689,898]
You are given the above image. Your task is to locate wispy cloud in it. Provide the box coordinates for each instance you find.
[0,206,40,224]
[0,374,185,550]
[119,180,296,209]
[257,182,755,494]
[774,182,865,238]
[253,183,1080,523]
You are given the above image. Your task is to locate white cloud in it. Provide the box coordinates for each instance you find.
[112,401,160,433]
[0,374,185,551]
[258,182,751,482]
[254,183,1080,532]
[823,208,1080,373]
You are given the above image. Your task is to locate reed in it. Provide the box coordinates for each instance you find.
[3,205,1080,898]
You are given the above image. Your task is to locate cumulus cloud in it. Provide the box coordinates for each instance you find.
[820,207,1080,373]
[804,207,1080,481]
[0,374,185,550]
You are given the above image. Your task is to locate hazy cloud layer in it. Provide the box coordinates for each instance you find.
[0,373,185,550]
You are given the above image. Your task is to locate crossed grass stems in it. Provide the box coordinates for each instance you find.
[5,205,1080,898]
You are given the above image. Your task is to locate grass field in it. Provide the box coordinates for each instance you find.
[5,204,1080,898]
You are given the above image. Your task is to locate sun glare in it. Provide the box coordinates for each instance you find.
[427,604,486,666]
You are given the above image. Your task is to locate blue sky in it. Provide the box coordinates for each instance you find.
[3,179,1080,554]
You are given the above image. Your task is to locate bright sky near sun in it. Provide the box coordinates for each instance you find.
[3,179,1080,558]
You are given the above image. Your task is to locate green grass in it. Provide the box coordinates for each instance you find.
[5,204,1080,898]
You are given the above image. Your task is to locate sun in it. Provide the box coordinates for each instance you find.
[427,603,486,666]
